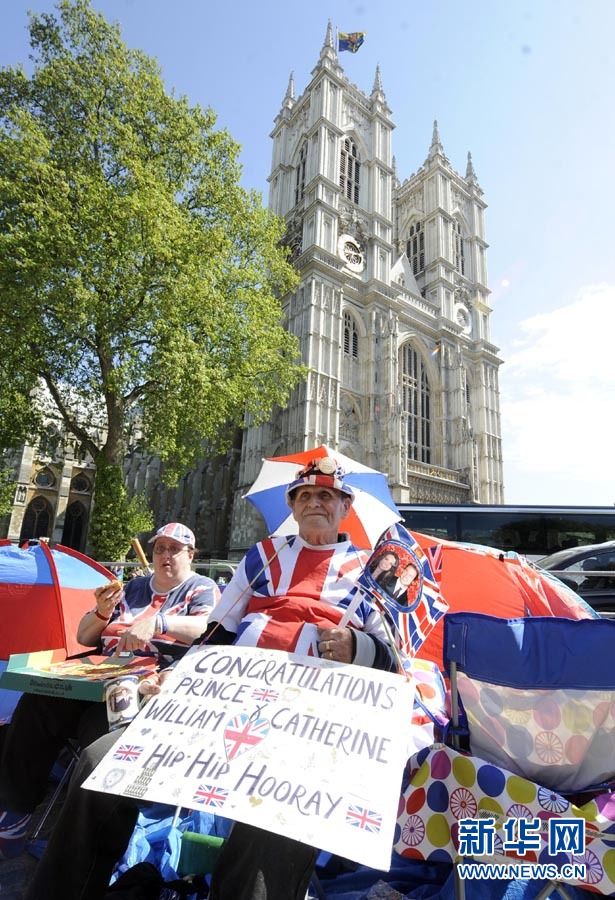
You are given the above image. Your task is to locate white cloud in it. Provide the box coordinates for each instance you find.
[501,284,615,503]
[505,283,615,385]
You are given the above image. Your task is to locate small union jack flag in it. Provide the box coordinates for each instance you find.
[346,804,382,833]
[426,543,443,580]
[113,744,144,763]
[251,688,279,702]
[223,713,270,760]
[193,783,229,808]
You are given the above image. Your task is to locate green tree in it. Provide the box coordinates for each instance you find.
[0,0,304,559]
[0,358,39,519]
[87,458,153,561]
[0,468,16,519]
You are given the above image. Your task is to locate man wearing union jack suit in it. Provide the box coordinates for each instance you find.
[0,522,218,891]
[195,459,396,900]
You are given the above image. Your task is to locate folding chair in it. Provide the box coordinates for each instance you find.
[29,739,81,844]
[446,613,615,793]
[177,827,326,899]
[395,613,615,899]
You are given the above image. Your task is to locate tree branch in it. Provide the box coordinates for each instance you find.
[41,372,100,459]
[123,379,157,406]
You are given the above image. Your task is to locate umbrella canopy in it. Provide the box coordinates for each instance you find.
[244,445,400,550]
[0,540,115,658]
[410,531,595,669]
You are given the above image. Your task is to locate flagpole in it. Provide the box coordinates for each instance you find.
[338,585,363,628]
[339,584,410,678]
[373,598,411,678]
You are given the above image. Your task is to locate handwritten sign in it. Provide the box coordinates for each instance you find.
[84,645,416,869]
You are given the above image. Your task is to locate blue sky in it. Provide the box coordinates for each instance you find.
[3,0,615,506]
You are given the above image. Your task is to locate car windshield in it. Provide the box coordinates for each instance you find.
[537,542,615,570]
[536,548,589,568]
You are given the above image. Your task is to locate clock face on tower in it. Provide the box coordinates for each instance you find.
[338,233,365,272]
[454,303,472,335]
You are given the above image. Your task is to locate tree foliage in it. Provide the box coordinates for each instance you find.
[0,1,304,555]
[0,468,16,519]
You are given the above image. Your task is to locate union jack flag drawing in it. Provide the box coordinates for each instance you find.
[251,688,279,702]
[113,745,144,763]
[223,713,270,760]
[193,783,229,808]
[346,804,382,833]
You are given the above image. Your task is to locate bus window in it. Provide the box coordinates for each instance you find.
[493,528,520,552]
[544,515,615,553]
[399,510,456,541]
[397,505,615,559]
[459,513,545,555]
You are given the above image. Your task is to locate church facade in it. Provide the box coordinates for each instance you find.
[0,427,97,552]
[2,28,504,559]
[229,26,504,552]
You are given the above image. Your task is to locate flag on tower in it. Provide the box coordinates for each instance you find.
[338,31,366,53]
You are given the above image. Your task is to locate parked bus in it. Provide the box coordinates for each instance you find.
[397,504,615,559]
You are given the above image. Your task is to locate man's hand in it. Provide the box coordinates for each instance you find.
[94,583,122,621]
[114,617,158,655]
[318,626,353,663]
[139,668,173,697]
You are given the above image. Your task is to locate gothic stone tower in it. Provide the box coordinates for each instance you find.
[230,25,504,553]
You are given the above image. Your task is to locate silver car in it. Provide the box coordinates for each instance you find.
[537,540,615,616]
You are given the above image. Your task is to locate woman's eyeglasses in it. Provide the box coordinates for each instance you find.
[152,544,188,556]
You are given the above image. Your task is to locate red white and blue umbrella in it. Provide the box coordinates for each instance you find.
[0,540,114,659]
[244,445,401,550]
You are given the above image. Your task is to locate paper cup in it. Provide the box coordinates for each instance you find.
[105,675,140,731]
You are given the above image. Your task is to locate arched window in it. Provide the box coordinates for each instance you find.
[62,501,87,551]
[294,142,307,207]
[343,311,359,359]
[71,473,91,493]
[401,345,431,463]
[454,220,465,275]
[406,221,424,275]
[34,467,56,488]
[339,138,360,204]
[19,496,52,544]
